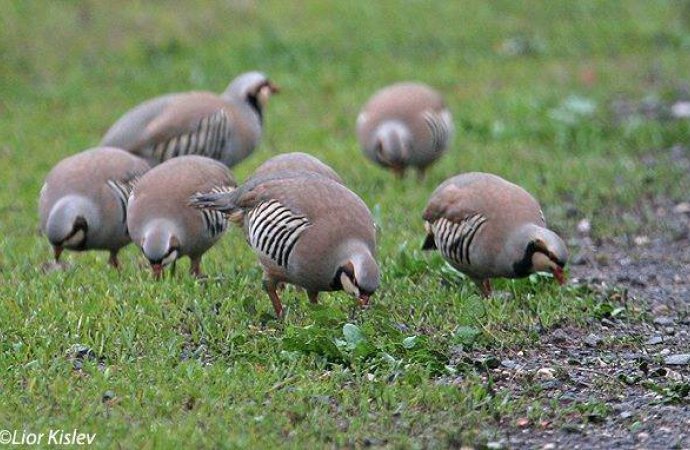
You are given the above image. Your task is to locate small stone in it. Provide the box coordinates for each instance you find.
[537,367,556,379]
[644,336,663,345]
[584,333,602,347]
[516,417,530,428]
[577,219,591,234]
[542,443,556,450]
[501,359,518,369]
[653,316,675,326]
[671,101,690,118]
[620,411,633,419]
[637,432,650,442]
[633,235,650,246]
[664,327,675,335]
[551,329,569,344]
[664,354,690,365]
[673,202,690,214]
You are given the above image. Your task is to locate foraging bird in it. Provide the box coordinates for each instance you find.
[101,71,279,168]
[127,155,236,278]
[421,172,568,296]
[252,152,343,184]
[191,173,379,317]
[39,147,150,269]
[356,82,454,179]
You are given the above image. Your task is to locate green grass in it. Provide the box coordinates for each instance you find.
[1,1,689,448]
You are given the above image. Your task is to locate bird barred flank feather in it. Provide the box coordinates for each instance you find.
[431,214,487,266]
[247,199,311,268]
[147,109,230,162]
[107,171,147,224]
[422,109,452,153]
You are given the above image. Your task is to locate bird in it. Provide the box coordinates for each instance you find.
[356,82,454,179]
[191,173,379,318]
[251,152,343,184]
[127,155,236,278]
[421,172,568,296]
[39,147,150,269]
[101,71,279,168]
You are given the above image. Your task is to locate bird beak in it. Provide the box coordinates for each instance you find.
[151,263,163,279]
[552,266,566,285]
[358,294,370,307]
[267,81,280,94]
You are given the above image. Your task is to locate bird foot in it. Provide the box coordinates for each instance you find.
[41,260,71,273]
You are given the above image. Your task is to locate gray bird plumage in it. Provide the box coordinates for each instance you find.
[191,173,379,317]
[127,155,236,278]
[101,71,278,168]
[252,152,343,184]
[422,172,568,296]
[357,82,454,178]
[38,147,151,268]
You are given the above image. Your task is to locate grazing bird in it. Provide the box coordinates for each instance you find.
[127,155,236,278]
[191,174,379,318]
[421,172,568,296]
[101,71,279,168]
[356,82,454,179]
[39,147,150,269]
[252,152,343,184]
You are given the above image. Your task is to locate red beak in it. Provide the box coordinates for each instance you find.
[151,264,163,279]
[267,81,280,94]
[358,294,370,307]
[553,266,566,285]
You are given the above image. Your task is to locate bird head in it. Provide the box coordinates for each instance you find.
[141,221,181,279]
[223,71,279,117]
[46,196,97,252]
[512,225,568,285]
[333,251,380,306]
[373,121,410,171]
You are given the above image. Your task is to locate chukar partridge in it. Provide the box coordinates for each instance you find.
[191,174,379,317]
[127,155,236,278]
[356,82,453,179]
[101,71,279,168]
[422,172,568,296]
[252,152,343,184]
[39,147,150,268]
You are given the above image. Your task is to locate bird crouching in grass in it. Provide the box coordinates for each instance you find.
[191,173,380,318]
[101,71,279,168]
[39,147,150,271]
[357,82,454,179]
[421,172,568,296]
[127,155,236,279]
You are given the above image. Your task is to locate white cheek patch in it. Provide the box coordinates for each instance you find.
[340,273,359,297]
[162,250,179,268]
[63,229,85,247]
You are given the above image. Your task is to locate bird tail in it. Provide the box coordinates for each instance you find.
[188,186,237,213]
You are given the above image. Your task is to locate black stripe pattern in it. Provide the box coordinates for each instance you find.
[422,109,452,153]
[107,173,143,224]
[247,200,310,268]
[192,186,233,238]
[150,109,229,162]
[431,213,487,266]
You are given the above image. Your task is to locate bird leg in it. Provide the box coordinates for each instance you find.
[170,260,177,278]
[263,277,284,318]
[53,246,63,262]
[474,279,492,298]
[190,257,205,279]
[307,291,319,304]
[391,166,406,179]
[108,251,120,270]
[416,167,427,182]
